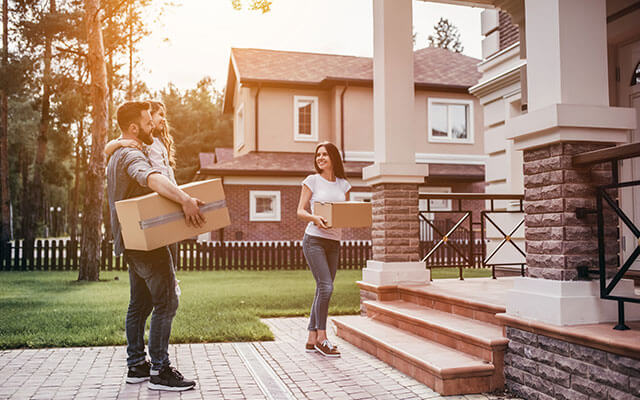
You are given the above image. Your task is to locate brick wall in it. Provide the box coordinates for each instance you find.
[499,11,519,51]
[372,183,420,262]
[523,142,618,280]
[505,327,640,400]
[212,184,372,242]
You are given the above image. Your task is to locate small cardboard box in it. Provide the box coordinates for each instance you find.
[313,201,372,228]
[115,178,231,251]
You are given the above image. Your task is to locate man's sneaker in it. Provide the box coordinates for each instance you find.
[126,361,151,384]
[315,340,341,357]
[148,366,196,391]
[305,343,316,353]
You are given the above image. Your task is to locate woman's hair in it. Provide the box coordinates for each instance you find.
[148,100,176,169]
[314,141,346,179]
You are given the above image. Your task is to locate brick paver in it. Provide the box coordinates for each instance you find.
[0,317,520,399]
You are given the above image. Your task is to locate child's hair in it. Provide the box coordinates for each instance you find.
[314,141,346,179]
[148,100,176,169]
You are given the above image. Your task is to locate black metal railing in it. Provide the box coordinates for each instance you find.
[419,193,525,279]
[573,142,640,330]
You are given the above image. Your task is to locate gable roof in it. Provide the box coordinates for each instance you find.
[223,47,481,113]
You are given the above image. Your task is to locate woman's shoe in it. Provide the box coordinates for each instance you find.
[305,343,316,353]
[314,340,341,357]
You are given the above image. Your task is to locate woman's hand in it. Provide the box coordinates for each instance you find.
[313,215,329,229]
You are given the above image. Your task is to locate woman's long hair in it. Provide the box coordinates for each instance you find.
[314,141,346,179]
[148,100,176,169]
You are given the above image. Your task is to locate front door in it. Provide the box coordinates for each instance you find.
[617,40,640,272]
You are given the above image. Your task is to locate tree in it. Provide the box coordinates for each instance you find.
[1,0,10,241]
[78,0,108,281]
[231,0,271,13]
[427,18,463,53]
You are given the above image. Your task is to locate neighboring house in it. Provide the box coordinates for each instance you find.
[197,47,486,241]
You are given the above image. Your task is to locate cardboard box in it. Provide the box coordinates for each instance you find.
[313,201,372,228]
[115,178,230,251]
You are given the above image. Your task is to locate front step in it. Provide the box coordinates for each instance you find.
[332,315,500,396]
[364,300,508,363]
[397,284,506,326]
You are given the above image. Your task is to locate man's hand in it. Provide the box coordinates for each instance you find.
[182,196,206,228]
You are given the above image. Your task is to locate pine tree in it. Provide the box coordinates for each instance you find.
[427,18,464,53]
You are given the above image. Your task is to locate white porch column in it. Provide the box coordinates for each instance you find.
[504,0,640,325]
[361,0,429,286]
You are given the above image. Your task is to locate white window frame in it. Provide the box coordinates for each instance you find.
[350,192,372,202]
[293,96,319,142]
[427,98,474,144]
[235,104,245,150]
[249,190,281,222]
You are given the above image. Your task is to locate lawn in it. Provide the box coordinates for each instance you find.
[0,268,490,349]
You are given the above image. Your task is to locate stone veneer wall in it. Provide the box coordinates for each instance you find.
[371,183,420,262]
[523,142,619,280]
[504,327,640,400]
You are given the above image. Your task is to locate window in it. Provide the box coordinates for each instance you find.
[294,96,318,141]
[631,61,640,86]
[249,191,281,221]
[350,192,372,202]
[235,105,244,149]
[428,98,474,143]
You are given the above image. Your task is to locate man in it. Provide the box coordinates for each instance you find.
[107,101,203,391]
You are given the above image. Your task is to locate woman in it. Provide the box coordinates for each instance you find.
[105,100,181,292]
[296,141,351,358]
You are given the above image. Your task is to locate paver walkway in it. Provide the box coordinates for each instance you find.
[0,317,520,400]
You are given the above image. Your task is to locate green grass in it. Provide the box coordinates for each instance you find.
[0,268,490,349]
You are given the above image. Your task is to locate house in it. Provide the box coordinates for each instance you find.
[197,46,486,241]
[328,0,640,397]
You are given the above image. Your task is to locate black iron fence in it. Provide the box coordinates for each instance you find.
[0,239,372,271]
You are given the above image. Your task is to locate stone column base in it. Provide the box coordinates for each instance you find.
[507,277,640,325]
[362,260,430,286]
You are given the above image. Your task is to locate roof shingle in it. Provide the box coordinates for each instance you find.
[231,47,481,88]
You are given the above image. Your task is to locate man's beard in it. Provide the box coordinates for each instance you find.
[138,128,154,145]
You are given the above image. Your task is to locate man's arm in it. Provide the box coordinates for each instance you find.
[122,148,205,228]
[147,173,205,228]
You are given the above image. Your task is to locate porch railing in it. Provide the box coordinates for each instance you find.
[572,142,640,330]
[419,193,526,279]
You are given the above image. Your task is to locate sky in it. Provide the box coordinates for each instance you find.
[137,0,485,92]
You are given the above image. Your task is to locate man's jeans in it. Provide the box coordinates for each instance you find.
[124,246,179,371]
[302,234,340,331]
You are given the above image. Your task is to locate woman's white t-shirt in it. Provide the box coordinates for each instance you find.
[147,137,176,184]
[302,174,351,241]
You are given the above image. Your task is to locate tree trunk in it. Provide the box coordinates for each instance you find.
[79,0,108,281]
[26,0,57,241]
[20,145,31,238]
[69,120,83,241]
[0,0,10,241]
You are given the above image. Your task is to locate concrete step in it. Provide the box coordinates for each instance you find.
[332,315,503,396]
[364,300,508,363]
[396,283,506,326]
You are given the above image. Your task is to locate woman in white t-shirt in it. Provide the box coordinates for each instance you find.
[296,142,351,357]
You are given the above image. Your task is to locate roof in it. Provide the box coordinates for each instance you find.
[197,151,484,182]
[214,147,234,163]
[198,151,370,178]
[223,47,481,113]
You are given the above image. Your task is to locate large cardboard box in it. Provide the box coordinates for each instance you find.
[314,201,372,228]
[115,178,230,251]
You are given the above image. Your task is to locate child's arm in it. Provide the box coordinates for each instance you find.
[104,137,142,157]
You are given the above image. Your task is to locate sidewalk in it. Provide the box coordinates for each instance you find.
[0,317,519,399]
